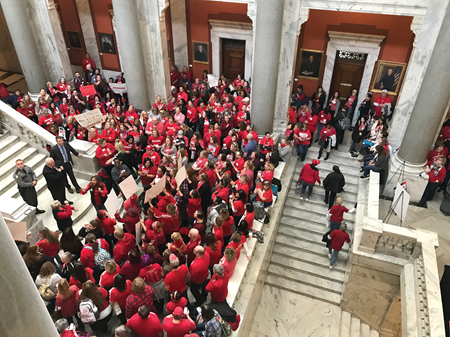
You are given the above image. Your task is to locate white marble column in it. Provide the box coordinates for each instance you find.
[0,214,59,337]
[272,5,309,134]
[169,0,189,69]
[0,0,47,93]
[139,0,171,102]
[389,0,450,151]
[397,2,450,166]
[75,0,102,71]
[249,0,284,133]
[111,0,151,109]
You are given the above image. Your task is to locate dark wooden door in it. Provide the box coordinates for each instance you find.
[329,56,366,105]
[222,39,245,80]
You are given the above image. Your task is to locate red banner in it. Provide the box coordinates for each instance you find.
[79,84,97,97]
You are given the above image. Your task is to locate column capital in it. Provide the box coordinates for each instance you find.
[410,16,423,47]
[158,0,169,16]
[247,0,256,25]
[297,7,309,33]
[47,0,58,10]
[108,9,114,18]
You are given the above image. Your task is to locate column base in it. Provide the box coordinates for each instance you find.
[390,153,426,176]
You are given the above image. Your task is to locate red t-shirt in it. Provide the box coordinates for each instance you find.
[110,280,132,309]
[163,318,196,337]
[189,252,211,284]
[261,170,274,184]
[126,312,163,337]
[329,230,350,251]
[37,234,59,257]
[166,297,188,314]
[139,164,157,185]
[255,183,273,203]
[294,129,311,146]
[139,263,163,284]
[329,205,349,223]
[205,273,229,302]
[214,225,224,243]
[318,111,331,126]
[187,198,202,218]
[220,255,237,277]
[222,217,234,237]
[232,200,245,217]
[206,241,223,266]
[243,211,255,230]
[164,264,189,293]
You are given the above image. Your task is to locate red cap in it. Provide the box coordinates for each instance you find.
[146,230,157,241]
[312,159,321,165]
[146,145,152,150]
[173,307,183,317]
[169,254,178,261]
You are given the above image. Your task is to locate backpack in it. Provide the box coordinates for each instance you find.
[38,276,55,300]
[85,239,111,269]
[253,201,265,220]
[216,315,232,337]
[79,299,100,324]
[338,111,351,130]
[272,177,282,192]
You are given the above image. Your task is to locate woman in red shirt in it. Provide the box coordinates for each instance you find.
[153,95,167,111]
[56,278,84,329]
[110,274,132,324]
[294,123,312,162]
[254,180,274,208]
[298,159,321,200]
[306,110,318,138]
[242,203,255,230]
[316,108,332,142]
[138,158,157,190]
[230,189,246,226]
[80,175,108,212]
[77,281,112,334]
[99,260,120,290]
[220,247,237,276]
[318,122,336,161]
[80,234,109,275]
[220,208,234,246]
[165,291,188,314]
[205,233,223,268]
[101,121,117,144]
[22,94,38,123]
[418,156,447,208]
[95,138,115,177]
[37,228,60,261]
[148,129,164,152]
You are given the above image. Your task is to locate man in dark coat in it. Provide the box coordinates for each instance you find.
[323,165,346,209]
[50,136,83,194]
[13,159,45,214]
[43,157,71,204]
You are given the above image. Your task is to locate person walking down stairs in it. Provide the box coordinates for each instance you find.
[328,223,351,269]
[297,159,321,201]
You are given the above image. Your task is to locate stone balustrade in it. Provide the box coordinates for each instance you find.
[0,101,101,178]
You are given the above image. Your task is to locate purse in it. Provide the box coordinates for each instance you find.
[39,276,55,301]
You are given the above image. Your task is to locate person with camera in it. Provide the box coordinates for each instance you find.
[80,175,108,211]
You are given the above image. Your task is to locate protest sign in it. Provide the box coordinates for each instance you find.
[109,83,127,94]
[74,108,104,128]
[79,84,97,97]
[119,175,139,200]
[144,174,166,203]
[104,189,123,216]
[207,74,218,87]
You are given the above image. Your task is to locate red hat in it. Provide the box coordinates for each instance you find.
[185,334,200,337]
[173,307,183,317]
[312,159,321,165]
[146,145,153,150]
[169,254,178,261]
[145,230,156,241]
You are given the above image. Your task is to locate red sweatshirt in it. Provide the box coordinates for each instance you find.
[299,163,320,185]
[206,272,229,302]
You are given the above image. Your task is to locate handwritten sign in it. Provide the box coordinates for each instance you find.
[119,175,139,200]
[207,74,218,88]
[175,166,186,187]
[109,83,127,94]
[74,108,104,128]
[26,220,45,245]
[144,173,166,203]
[79,84,97,97]
[104,189,123,216]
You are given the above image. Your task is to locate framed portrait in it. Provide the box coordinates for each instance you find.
[67,31,82,49]
[192,41,209,64]
[370,61,407,95]
[98,33,116,54]
[298,49,324,79]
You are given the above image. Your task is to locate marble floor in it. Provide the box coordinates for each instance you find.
[249,286,338,337]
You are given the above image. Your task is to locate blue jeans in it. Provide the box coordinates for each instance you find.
[329,220,341,232]
[316,124,324,140]
[301,182,313,197]
[328,247,340,266]
[359,143,371,154]
[297,144,309,161]
[363,165,377,177]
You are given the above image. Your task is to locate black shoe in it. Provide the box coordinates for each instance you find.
[76,188,82,193]
[351,153,359,157]
[360,175,369,179]
[314,139,319,143]
[360,169,364,172]
[324,153,330,160]
[35,209,45,214]
[67,201,74,205]
[323,200,328,205]
[418,203,427,208]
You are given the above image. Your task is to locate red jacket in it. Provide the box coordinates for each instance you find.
[182,236,202,265]
[95,143,115,166]
[206,272,229,302]
[114,233,136,264]
[299,163,320,185]
[152,206,180,235]
[115,213,141,233]
[189,252,210,284]
[429,166,446,183]
[80,239,110,269]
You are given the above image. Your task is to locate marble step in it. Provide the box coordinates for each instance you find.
[284,197,356,218]
[282,204,355,224]
[287,188,358,204]
[370,330,379,337]
[350,316,361,337]
[272,243,347,273]
[275,234,349,260]
[0,134,19,154]
[2,162,47,198]
[265,274,341,306]
[290,180,359,194]
[0,141,30,166]
[269,255,344,289]
[0,147,38,180]
[278,225,334,246]
[361,323,371,337]
[280,215,353,236]
[294,161,361,179]
[303,150,362,169]
[0,153,46,193]
[294,166,361,185]
[306,141,362,159]
[339,311,352,337]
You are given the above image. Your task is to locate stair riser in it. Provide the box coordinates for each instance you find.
[0,136,19,155]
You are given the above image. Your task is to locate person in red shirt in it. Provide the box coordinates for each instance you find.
[189,246,211,305]
[418,156,447,208]
[165,291,188,314]
[162,307,196,337]
[151,192,180,236]
[99,260,120,290]
[110,275,133,324]
[315,108,331,142]
[145,116,166,137]
[254,180,273,208]
[113,228,136,265]
[101,121,117,144]
[38,108,55,131]
[95,138,115,177]
[142,145,161,166]
[220,247,237,277]
[82,53,96,71]
[205,233,223,268]
[55,278,83,329]
[288,104,297,124]
[318,122,336,161]
[138,158,157,190]
[80,234,109,274]
[294,123,312,162]
[205,264,229,303]
[298,159,321,200]
[182,228,202,265]
[259,132,274,158]
[426,144,448,166]
[125,278,158,319]
[213,217,224,244]
[164,254,189,296]
[115,207,141,235]
[126,305,163,337]
[328,197,354,231]
[37,228,60,260]
[186,189,202,225]
[192,150,208,173]
[373,89,391,117]
[328,223,351,269]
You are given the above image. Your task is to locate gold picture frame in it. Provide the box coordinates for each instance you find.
[298,49,324,80]
[370,60,407,95]
[192,41,209,64]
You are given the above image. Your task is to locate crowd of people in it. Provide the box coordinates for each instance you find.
[5,58,286,337]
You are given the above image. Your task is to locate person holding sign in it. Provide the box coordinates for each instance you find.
[111,158,131,194]
[95,138,115,178]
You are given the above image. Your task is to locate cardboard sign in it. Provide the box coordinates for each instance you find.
[109,83,127,94]
[135,220,142,246]
[207,74,218,88]
[7,221,27,242]
[79,84,97,97]
[177,155,183,169]
[144,173,166,203]
[58,126,66,139]
[26,220,45,245]
[104,189,123,216]
[74,108,104,129]
[175,166,186,187]
[119,175,139,200]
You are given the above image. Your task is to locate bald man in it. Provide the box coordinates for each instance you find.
[145,116,166,137]
[183,228,202,265]
[43,157,71,204]
[189,245,210,305]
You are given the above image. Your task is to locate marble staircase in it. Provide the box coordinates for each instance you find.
[338,309,380,337]
[265,143,360,306]
[0,131,96,232]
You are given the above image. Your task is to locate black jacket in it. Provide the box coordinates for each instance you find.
[358,99,371,118]
[323,172,345,193]
[43,165,65,191]
[374,154,388,173]
[50,141,79,167]
[310,91,326,111]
